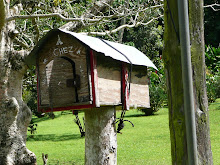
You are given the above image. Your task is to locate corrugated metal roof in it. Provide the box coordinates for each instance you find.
[25,29,157,70]
[60,29,157,70]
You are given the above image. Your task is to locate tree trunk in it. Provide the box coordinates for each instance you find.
[163,0,213,164]
[84,107,117,165]
[189,0,213,163]
[0,0,36,164]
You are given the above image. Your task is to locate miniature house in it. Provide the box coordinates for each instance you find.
[25,29,157,112]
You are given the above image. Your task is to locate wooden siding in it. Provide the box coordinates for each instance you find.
[37,32,91,109]
[96,55,150,109]
[129,66,150,108]
[96,55,122,106]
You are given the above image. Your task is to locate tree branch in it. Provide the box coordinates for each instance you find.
[204,4,220,11]
[14,37,30,49]
[150,4,164,9]
[32,18,40,44]
[0,0,5,30]
[60,0,115,31]
[83,15,163,36]
[6,13,101,23]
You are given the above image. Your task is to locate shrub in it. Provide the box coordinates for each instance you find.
[205,45,220,103]
[140,57,167,115]
[206,71,220,103]
[22,67,42,117]
[205,45,220,73]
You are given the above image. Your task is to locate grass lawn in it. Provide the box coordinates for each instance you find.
[209,98,220,164]
[26,99,220,165]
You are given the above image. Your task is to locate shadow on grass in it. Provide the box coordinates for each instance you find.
[48,159,76,165]
[209,102,220,111]
[124,113,159,118]
[27,133,82,142]
[31,116,52,123]
[31,112,72,123]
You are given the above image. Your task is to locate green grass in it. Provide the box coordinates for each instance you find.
[117,109,171,165]
[209,98,220,165]
[27,111,85,165]
[26,99,220,165]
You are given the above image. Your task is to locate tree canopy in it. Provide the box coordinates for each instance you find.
[8,0,163,52]
[0,0,218,164]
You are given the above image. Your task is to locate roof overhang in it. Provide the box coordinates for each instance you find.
[25,29,157,70]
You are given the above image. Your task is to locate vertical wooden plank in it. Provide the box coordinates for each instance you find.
[122,64,150,109]
[36,64,41,112]
[89,50,100,107]
[122,62,130,110]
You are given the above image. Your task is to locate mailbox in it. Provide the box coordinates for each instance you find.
[25,29,157,112]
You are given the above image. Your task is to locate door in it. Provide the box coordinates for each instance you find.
[47,57,76,108]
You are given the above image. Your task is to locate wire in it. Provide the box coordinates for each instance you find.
[166,0,180,43]
[99,39,133,64]
[99,38,133,94]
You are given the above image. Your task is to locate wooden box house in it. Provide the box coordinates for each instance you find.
[25,29,157,112]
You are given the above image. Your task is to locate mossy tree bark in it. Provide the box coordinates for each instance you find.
[163,0,213,164]
[0,0,36,164]
[189,0,213,164]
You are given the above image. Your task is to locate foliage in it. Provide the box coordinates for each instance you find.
[146,57,167,114]
[205,45,220,103]
[206,72,220,103]
[53,0,62,6]
[204,0,220,47]
[124,24,163,59]
[22,66,39,116]
[13,0,89,50]
[205,45,220,73]
[28,121,38,137]
[12,0,163,50]
[122,24,167,114]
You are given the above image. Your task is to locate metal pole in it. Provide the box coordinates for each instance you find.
[177,0,198,164]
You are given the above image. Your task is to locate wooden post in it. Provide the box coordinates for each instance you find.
[85,106,117,165]
[42,153,48,165]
